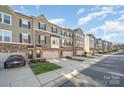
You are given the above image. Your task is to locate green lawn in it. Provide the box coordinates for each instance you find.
[30,63,62,75]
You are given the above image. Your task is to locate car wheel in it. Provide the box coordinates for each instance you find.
[4,63,8,68]
[23,62,26,66]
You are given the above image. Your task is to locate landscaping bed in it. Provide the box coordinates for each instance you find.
[70,58,84,61]
[28,59,62,75]
[66,56,84,61]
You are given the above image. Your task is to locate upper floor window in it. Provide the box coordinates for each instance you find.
[0,31,2,41]
[39,35,46,44]
[0,29,12,42]
[66,32,69,37]
[69,33,73,37]
[61,39,65,46]
[4,14,11,24]
[76,41,83,47]
[0,12,12,25]
[61,30,65,36]
[51,27,57,34]
[51,36,59,48]
[19,19,30,29]
[38,22,46,31]
[20,33,30,43]
[0,13,2,22]
[4,31,11,42]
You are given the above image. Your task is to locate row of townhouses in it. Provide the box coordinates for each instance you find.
[0,6,113,63]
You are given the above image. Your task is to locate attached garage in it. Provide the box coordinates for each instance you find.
[76,50,84,56]
[43,50,60,59]
[0,52,26,68]
[62,51,73,57]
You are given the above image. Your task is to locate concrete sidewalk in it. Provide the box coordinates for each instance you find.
[36,55,108,87]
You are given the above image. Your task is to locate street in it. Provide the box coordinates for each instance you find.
[60,51,124,87]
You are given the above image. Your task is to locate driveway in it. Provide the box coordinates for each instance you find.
[60,51,124,87]
[0,64,41,87]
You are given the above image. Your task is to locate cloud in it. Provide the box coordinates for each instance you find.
[103,21,124,31]
[20,6,29,14]
[89,20,124,41]
[77,8,85,15]
[36,5,40,10]
[76,6,115,27]
[118,14,124,21]
[49,18,66,27]
[102,33,118,41]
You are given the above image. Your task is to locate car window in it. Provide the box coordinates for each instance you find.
[8,55,23,61]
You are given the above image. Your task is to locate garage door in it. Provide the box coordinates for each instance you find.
[0,52,26,68]
[43,50,59,59]
[77,50,84,55]
[62,51,73,57]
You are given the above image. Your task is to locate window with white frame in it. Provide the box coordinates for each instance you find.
[61,30,65,36]
[0,31,2,41]
[3,31,11,42]
[0,13,2,22]
[22,20,28,28]
[0,12,12,25]
[61,39,65,46]
[22,33,29,43]
[67,32,69,37]
[40,35,46,44]
[38,22,46,31]
[40,35,45,41]
[51,36,59,48]
[3,14,11,24]
[0,29,12,42]
[51,26,57,34]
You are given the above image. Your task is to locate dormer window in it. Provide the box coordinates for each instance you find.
[38,22,46,31]
[19,19,30,29]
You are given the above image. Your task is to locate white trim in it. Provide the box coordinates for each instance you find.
[0,12,12,25]
[38,22,46,31]
[0,29,12,43]
[21,32,29,44]
[0,41,33,45]
[0,12,2,23]
[34,28,60,36]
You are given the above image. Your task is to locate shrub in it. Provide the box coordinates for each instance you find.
[66,56,72,59]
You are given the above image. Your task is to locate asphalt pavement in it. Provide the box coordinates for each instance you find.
[60,51,124,87]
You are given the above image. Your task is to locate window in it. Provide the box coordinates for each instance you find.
[51,36,59,48]
[0,31,2,41]
[0,12,12,25]
[22,20,28,28]
[61,39,65,46]
[19,19,30,29]
[61,30,65,36]
[3,31,11,42]
[40,35,45,41]
[0,29,12,42]
[28,50,33,59]
[36,49,41,58]
[39,35,46,44]
[51,27,57,33]
[0,13,2,22]
[21,33,29,43]
[3,14,11,24]
[38,22,46,31]
[67,32,69,37]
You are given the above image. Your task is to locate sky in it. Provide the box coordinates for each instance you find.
[11,5,124,43]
